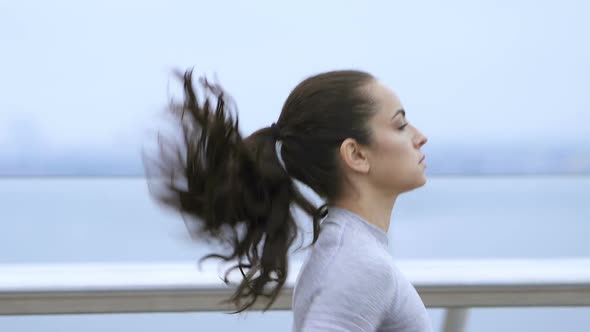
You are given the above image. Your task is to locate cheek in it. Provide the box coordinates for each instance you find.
[372,134,419,181]
[375,134,410,161]
[371,132,425,191]
[372,137,406,171]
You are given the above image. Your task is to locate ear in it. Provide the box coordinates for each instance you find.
[339,138,370,174]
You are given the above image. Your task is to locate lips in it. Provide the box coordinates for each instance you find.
[419,155,426,164]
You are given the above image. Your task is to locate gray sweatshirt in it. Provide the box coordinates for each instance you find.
[291,206,433,332]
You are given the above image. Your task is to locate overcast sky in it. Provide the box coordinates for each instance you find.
[1,0,589,160]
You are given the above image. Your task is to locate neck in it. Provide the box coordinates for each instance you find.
[330,190,397,233]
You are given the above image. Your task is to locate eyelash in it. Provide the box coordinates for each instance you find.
[399,123,409,130]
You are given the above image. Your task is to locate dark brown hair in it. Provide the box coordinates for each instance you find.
[144,69,376,313]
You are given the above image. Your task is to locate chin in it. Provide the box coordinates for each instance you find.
[419,173,427,186]
[402,175,427,193]
[416,173,428,187]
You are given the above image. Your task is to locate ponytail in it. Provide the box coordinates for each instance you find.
[144,69,323,313]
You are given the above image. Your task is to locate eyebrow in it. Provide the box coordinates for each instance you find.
[392,109,406,120]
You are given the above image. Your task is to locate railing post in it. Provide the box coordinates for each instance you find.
[442,308,469,332]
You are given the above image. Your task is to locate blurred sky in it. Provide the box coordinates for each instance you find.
[1,0,589,163]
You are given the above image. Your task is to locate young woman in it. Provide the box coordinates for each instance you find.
[145,69,432,331]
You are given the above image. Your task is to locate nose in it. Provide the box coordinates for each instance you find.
[413,127,428,148]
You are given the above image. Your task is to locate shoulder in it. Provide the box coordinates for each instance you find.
[310,216,395,288]
[319,247,395,304]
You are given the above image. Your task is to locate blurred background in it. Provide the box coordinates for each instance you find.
[1,0,589,331]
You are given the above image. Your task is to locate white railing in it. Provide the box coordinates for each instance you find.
[1,259,590,332]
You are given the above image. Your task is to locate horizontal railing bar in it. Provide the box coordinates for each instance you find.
[1,259,589,315]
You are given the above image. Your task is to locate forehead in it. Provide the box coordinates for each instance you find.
[366,80,403,117]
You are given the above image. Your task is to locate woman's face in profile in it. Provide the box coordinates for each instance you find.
[364,80,428,195]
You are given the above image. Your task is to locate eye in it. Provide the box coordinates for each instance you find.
[399,122,409,130]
